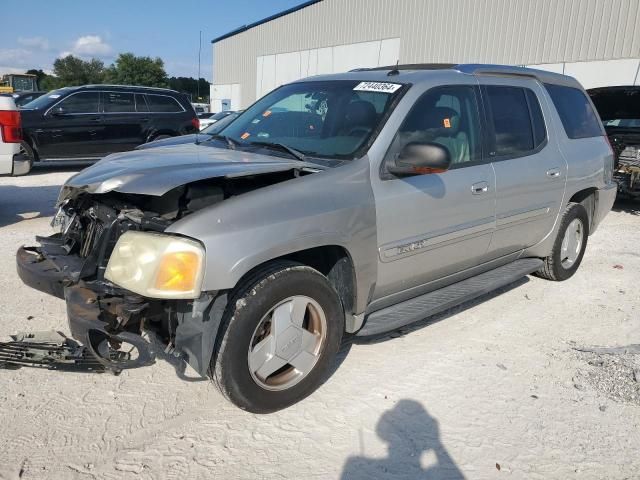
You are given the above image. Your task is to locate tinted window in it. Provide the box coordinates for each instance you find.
[135,94,149,112]
[387,85,482,166]
[545,84,603,139]
[58,92,100,114]
[146,94,183,113]
[525,89,547,148]
[103,92,135,113]
[485,86,535,156]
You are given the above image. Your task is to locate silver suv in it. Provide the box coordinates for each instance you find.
[17,64,617,412]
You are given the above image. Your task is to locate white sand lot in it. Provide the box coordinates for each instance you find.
[0,167,639,479]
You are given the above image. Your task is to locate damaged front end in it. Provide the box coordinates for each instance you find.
[16,163,307,376]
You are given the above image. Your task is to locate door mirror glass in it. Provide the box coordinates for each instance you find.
[388,142,451,176]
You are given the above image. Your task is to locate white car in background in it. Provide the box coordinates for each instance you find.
[198,110,236,130]
[0,96,30,176]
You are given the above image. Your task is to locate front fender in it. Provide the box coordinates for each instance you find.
[167,158,377,313]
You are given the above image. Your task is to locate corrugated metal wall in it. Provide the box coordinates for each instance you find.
[214,0,640,106]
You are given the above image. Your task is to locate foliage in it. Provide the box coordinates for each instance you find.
[168,76,210,102]
[26,53,207,96]
[105,53,168,88]
[53,55,106,86]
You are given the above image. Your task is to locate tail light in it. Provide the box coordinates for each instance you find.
[0,110,22,143]
[191,117,200,130]
[603,135,615,184]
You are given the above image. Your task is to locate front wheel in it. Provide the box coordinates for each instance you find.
[211,261,344,413]
[535,202,589,281]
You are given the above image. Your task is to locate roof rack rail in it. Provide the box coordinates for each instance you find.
[349,63,457,72]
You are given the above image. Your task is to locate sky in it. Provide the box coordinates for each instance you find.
[0,0,304,81]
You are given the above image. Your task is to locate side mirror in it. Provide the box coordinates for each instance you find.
[387,142,451,177]
[51,106,67,116]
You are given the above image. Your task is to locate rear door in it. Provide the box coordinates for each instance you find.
[145,93,186,136]
[480,79,567,257]
[100,91,147,153]
[37,91,104,159]
[371,83,497,306]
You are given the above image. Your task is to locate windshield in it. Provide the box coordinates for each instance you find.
[201,112,239,134]
[21,88,70,110]
[603,118,640,129]
[218,80,404,159]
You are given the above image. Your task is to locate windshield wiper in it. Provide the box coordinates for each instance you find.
[209,134,238,150]
[247,141,307,162]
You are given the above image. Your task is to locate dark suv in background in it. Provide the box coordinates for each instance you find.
[19,85,199,166]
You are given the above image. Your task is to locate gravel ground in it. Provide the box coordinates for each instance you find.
[0,166,639,480]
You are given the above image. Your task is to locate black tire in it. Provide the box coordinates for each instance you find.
[535,202,589,281]
[15,141,35,176]
[211,260,344,413]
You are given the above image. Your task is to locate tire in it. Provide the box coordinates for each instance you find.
[535,202,589,281]
[15,141,35,176]
[211,260,344,413]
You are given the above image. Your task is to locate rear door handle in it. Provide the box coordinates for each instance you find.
[89,116,102,123]
[546,168,561,178]
[471,181,489,195]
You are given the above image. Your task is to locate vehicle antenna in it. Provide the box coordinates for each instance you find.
[388,60,400,76]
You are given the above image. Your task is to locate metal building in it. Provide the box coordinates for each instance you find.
[210,0,640,111]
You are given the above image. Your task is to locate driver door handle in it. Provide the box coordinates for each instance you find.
[471,181,489,195]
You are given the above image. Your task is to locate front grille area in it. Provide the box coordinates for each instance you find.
[79,218,105,258]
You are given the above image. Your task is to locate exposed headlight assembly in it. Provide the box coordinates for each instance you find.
[105,231,205,299]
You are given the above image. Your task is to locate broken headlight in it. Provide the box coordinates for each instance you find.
[105,231,205,299]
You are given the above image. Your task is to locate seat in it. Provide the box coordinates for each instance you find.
[338,100,377,136]
[399,106,471,164]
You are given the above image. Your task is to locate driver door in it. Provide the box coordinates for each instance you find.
[370,84,497,308]
[38,91,105,159]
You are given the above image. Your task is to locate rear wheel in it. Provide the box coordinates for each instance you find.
[535,202,589,281]
[15,141,35,176]
[211,261,344,413]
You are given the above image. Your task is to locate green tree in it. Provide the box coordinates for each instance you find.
[106,53,168,87]
[25,68,61,91]
[52,55,106,86]
[168,76,210,102]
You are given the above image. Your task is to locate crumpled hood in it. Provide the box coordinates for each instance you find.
[59,143,318,203]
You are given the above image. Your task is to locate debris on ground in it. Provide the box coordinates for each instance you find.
[573,345,640,405]
[0,331,106,373]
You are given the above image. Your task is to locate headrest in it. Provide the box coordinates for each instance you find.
[344,100,377,128]
[421,106,460,135]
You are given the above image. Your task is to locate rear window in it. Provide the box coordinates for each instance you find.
[545,84,603,139]
[145,94,183,113]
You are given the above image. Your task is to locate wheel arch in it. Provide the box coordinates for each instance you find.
[568,187,597,232]
[233,245,358,331]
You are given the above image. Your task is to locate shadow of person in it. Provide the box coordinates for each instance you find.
[341,400,464,480]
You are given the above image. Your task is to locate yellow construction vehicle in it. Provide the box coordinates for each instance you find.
[0,74,38,93]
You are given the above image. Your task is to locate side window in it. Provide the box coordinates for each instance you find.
[58,92,100,114]
[485,86,534,156]
[146,94,183,113]
[387,85,482,167]
[103,92,135,113]
[525,89,547,148]
[135,94,149,112]
[544,84,603,139]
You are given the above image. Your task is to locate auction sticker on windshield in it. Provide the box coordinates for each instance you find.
[353,82,402,93]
